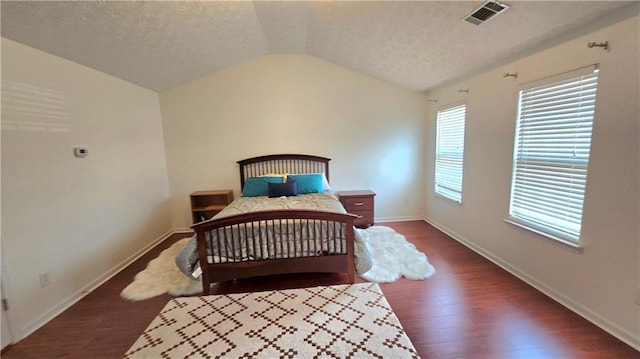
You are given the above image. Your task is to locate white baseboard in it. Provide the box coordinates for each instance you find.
[16,229,176,342]
[375,216,424,223]
[174,227,194,234]
[424,217,640,352]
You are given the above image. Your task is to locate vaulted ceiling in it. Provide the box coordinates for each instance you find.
[1,1,630,92]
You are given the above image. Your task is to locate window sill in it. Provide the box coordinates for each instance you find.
[433,192,462,204]
[504,219,583,253]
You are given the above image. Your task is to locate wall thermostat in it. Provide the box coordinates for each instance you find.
[73,147,88,158]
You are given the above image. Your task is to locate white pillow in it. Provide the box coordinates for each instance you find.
[319,173,332,191]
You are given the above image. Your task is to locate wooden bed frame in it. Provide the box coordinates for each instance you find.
[191,154,358,295]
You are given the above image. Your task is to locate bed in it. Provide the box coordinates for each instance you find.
[190,154,360,295]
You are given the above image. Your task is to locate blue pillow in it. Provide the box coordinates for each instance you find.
[287,173,323,194]
[268,182,297,198]
[242,176,284,197]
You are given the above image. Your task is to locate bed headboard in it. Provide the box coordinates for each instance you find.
[237,154,330,189]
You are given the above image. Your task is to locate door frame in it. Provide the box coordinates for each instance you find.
[1,249,16,349]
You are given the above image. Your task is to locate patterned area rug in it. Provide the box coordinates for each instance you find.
[124,283,420,358]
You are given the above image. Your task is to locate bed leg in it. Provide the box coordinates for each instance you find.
[202,280,210,296]
[346,253,355,284]
[347,269,355,284]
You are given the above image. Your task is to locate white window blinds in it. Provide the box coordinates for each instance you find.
[509,66,599,243]
[435,104,466,203]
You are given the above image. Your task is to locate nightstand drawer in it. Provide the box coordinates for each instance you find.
[337,190,376,228]
[355,218,373,228]
[351,210,373,223]
[342,197,374,210]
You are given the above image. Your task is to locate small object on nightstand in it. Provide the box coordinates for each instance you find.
[337,190,376,228]
[190,190,234,224]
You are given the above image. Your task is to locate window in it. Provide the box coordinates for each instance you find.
[435,103,466,203]
[508,65,599,245]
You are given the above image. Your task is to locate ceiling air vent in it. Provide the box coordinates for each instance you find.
[463,1,510,25]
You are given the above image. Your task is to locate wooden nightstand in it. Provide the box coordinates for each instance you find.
[190,190,234,224]
[337,190,376,228]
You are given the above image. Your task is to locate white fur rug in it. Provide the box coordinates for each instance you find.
[357,226,436,283]
[121,226,435,301]
[120,238,201,301]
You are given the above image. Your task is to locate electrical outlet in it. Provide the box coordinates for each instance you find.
[39,272,51,287]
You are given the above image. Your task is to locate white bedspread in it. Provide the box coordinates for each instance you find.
[214,192,347,219]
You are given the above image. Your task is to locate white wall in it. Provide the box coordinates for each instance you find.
[1,39,172,340]
[160,54,429,229]
[425,15,639,348]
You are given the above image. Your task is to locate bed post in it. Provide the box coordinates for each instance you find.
[192,226,212,295]
[346,222,356,284]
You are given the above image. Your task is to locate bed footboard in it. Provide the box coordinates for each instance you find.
[191,209,358,295]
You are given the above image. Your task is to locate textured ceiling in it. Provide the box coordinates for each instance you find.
[0,1,630,92]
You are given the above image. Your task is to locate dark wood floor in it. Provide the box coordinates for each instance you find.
[3,221,638,358]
